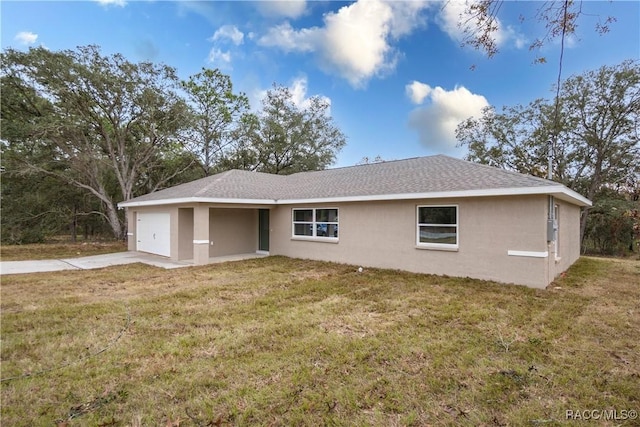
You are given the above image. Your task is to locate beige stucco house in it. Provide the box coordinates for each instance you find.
[118,155,591,288]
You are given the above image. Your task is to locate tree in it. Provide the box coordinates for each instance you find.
[456,60,640,244]
[1,74,75,243]
[0,156,85,244]
[226,85,346,175]
[181,68,250,177]
[1,46,192,239]
[583,189,637,255]
[357,155,386,165]
[456,0,617,63]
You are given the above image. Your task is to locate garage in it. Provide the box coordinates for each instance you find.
[136,212,171,257]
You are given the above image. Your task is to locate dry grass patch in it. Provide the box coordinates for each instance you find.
[0,241,126,261]
[1,256,638,426]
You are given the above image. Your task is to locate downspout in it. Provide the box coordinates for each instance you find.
[547,139,555,243]
[547,139,557,286]
[546,0,569,284]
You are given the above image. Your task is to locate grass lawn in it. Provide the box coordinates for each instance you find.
[1,256,638,426]
[0,240,127,261]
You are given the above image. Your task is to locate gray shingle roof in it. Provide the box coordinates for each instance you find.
[279,155,555,199]
[127,169,288,203]
[119,155,591,207]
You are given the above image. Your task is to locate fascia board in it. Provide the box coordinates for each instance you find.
[276,186,592,206]
[118,186,591,208]
[547,187,592,207]
[118,197,277,208]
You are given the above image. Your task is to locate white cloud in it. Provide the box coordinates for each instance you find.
[320,0,397,87]
[95,0,127,7]
[405,81,432,105]
[436,1,469,42]
[211,25,244,46]
[288,76,331,111]
[508,26,528,49]
[251,76,331,115]
[14,31,38,45]
[257,0,307,19]
[558,33,577,49]
[437,1,495,43]
[258,0,430,88]
[207,25,244,67]
[208,48,231,65]
[437,1,525,52]
[567,35,577,48]
[386,0,431,38]
[407,83,489,153]
[259,22,318,53]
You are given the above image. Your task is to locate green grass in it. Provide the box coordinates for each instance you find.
[1,256,638,426]
[0,241,126,261]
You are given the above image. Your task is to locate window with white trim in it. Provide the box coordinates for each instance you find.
[417,205,458,249]
[292,208,338,239]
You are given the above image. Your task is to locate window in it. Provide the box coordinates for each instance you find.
[293,209,314,236]
[417,205,458,249]
[292,208,338,240]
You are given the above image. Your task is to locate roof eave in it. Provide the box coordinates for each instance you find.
[118,197,277,208]
[118,186,592,208]
[547,186,592,207]
[277,186,591,206]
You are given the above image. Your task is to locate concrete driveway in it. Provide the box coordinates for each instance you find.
[0,252,192,275]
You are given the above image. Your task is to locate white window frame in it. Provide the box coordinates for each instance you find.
[292,208,339,241]
[416,205,459,250]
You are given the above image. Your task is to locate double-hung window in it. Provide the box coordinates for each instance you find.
[292,208,338,240]
[417,205,458,249]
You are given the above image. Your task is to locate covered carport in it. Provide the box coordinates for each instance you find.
[125,204,271,266]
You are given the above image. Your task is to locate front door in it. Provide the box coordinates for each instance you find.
[258,209,270,252]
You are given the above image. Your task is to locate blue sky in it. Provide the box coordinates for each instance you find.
[2,1,638,167]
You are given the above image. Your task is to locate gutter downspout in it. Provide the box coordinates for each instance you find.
[547,139,557,286]
[547,138,555,242]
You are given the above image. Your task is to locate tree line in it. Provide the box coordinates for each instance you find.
[1,46,638,255]
[456,60,640,255]
[1,46,346,243]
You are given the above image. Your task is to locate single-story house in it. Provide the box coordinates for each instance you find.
[118,155,591,288]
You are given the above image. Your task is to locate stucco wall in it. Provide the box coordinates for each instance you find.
[209,208,258,257]
[270,196,554,288]
[178,208,194,260]
[127,210,136,252]
[125,195,583,288]
[553,199,582,277]
[128,204,266,261]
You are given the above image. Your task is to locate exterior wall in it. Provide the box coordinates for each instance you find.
[551,199,581,278]
[178,208,194,260]
[169,206,180,259]
[126,206,177,258]
[125,196,583,288]
[126,204,263,262]
[193,205,210,264]
[126,209,136,251]
[270,196,554,288]
[209,208,258,257]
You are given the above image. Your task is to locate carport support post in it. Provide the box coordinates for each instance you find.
[193,205,210,265]
[127,209,136,251]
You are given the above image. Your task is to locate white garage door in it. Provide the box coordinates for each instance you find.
[136,212,171,257]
